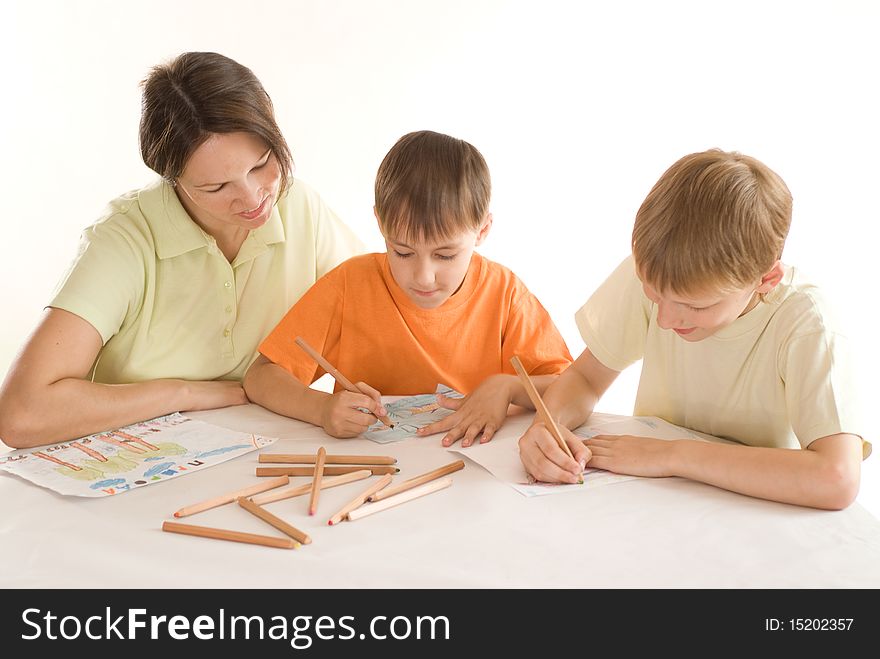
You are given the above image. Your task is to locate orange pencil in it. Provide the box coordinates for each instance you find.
[256,465,399,477]
[348,477,453,521]
[294,336,395,429]
[237,497,311,545]
[161,520,296,550]
[367,459,464,502]
[327,474,393,525]
[173,475,289,518]
[251,470,371,505]
[510,355,582,484]
[308,447,326,515]
[259,453,397,465]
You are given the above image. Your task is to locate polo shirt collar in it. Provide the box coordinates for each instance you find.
[138,179,286,260]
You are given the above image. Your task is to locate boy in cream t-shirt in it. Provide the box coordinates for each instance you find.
[518,149,868,510]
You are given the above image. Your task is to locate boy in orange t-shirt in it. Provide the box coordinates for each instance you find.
[244,131,572,446]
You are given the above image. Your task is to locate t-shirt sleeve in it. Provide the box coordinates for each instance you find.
[501,285,572,376]
[574,255,651,372]
[304,186,366,279]
[258,266,345,385]
[780,327,868,456]
[48,222,144,344]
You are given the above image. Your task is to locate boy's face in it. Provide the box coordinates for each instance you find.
[382,215,492,310]
[640,262,784,342]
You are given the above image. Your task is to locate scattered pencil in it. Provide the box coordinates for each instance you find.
[237,497,311,545]
[294,336,395,428]
[510,355,583,484]
[256,465,399,477]
[367,459,464,502]
[173,475,289,518]
[259,453,397,465]
[251,470,372,505]
[347,477,453,521]
[328,474,393,525]
[161,520,297,550]
[308,447,327,516]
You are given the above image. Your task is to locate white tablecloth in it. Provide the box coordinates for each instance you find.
[2,404,879,588]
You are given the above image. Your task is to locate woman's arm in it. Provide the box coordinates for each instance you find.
[0,309,246,448]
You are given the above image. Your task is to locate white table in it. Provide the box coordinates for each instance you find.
[2,404,879,588]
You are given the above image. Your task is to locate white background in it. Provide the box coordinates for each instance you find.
[2,0,878,516]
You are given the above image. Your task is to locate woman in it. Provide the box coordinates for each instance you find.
[0,52,363,448]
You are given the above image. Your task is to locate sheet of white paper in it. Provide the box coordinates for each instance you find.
[0,413,277,497]
[453,412,714,497]
[363,384,464,443]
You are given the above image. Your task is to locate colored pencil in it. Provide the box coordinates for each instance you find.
[256,465,399,477]
[327,474,393,525]
[161,521,297,549]
[259,453,397,465]
[510,354,582,483]
[347,477,453,521]
[308,447,326,515]
[294,336,395,428]
[237,497,311,544]
[367,459,464,502]
[251,470,371,505]
[172,475,289,518]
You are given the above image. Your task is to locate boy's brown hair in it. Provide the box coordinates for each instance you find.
[375,131,491,244]
[632,149,792,295]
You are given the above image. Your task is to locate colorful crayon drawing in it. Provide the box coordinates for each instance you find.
[0,413,277,497]
[363,384,465,444]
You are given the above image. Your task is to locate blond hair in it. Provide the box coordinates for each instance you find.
[375,131,491,244]
[632,149,792,295]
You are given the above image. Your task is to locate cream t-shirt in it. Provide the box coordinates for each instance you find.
[50,178,364,383]
[575,256,868,456]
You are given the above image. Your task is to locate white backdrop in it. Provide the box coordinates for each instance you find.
[2,0,878,516]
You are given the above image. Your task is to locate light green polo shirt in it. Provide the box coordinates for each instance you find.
[50,178,364,384]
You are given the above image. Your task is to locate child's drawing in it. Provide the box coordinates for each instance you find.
[0,413,277,497]
[363,384,465,444]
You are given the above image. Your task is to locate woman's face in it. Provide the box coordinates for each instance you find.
[175,131,282,235]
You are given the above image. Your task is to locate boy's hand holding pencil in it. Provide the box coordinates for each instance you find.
[295,337,395,438]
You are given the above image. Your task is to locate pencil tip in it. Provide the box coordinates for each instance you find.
[327,520,333,526]
[173,512,180,518]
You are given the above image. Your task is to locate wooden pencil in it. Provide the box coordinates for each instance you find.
[294,336,395,428]
[256,465,399,477]
[161,520,297,549]
[510,355,582,483]
[308,447,326,515]
[327,474,393,525]
[347,477,453,521]
[172,475,289,518]
[251,470,371,505]
[259,453,397,465]
[237,497,311,545]
[367,459,464,502]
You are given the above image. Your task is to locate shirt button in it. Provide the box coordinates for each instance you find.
[225,306,233,313]
[223,329,231,337]
[224,281,232,288]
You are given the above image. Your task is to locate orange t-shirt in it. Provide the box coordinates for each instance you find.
[258,253,572,395]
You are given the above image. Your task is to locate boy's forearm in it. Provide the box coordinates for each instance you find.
[244,361,328,426]
[518,368,598,430]
[668,436,861,510]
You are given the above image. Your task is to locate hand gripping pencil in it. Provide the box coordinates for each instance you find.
[510,355,583,484]
[294,336,394,429]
